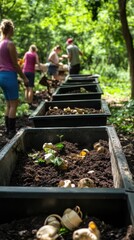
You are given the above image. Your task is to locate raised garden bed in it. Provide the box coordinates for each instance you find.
[0,191,133,239]
[52,84,103,101]
[62,79,98,86]
[29,99,111,127]
[62,77,99,85]
[0,126,133,191]
[66,74,100,81]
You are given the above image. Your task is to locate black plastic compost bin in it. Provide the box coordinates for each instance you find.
[0,126,133,191]
[66,74,100,80]
[29,99,111,127]
[52,84,103,101]
[62,77,99,85]
[0,190,133,231]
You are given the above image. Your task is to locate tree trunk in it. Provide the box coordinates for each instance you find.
[118,0,134,99]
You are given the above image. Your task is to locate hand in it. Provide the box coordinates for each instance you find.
[62,54,68,58]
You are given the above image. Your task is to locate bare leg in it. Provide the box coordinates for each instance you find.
[53,73,62,86]
[5,101,10,117]
[25,87,33,104]
[53,73,61,81]
[7,99,18,118]
[25,87,28,103]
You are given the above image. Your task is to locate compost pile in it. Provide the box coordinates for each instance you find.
[64,87,93,94]
[10,139,113,187]
[0,214,134,240]
[45,106,104,115]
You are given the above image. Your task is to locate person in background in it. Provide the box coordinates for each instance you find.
[23,44,41,108]
[63,38,83,74]
[0,19,29,138]
[47,45,62,82]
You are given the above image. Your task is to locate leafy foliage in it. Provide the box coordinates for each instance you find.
[85,0,101,20]
[55,142,64,150]
[109,100,134,134]
[29,141,65,166]
[0,0,131,81]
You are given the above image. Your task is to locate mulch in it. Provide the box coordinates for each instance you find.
[9,139,113,188]
[0,214,134,240]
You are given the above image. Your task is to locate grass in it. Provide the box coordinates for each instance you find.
[100,76,131,102]
[100,76,133,134]
[108,100,134,134]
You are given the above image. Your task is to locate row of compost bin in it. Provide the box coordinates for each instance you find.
[0,73,134,239]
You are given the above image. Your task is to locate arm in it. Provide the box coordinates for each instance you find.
[48,53,55,64]
[61,48,72,61]
[62,54,69,59]
[36,54,41,70]
[68,52,72,61]
[79,50,83,56]
[8,42,29,86]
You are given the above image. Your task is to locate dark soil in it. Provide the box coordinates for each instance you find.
[45,106,103,115]
[0,214,134,240]
[64,87,92,94]
[10,139,113,188]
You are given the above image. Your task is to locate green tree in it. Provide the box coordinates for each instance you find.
[0,0,16,19]
[118,0,134,99]
[0,0,134,99]
[85,0,134,98]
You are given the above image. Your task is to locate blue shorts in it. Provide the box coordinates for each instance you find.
[0,71,18,100]
[24,72,35,87]
[47,65,58,76]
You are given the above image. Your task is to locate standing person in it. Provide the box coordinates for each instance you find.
[0,19,29,138]
[23,44,41,108]
[65,38,83,74]
[47,45,62,81]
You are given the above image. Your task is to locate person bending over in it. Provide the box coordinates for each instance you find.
[47,45,62,82]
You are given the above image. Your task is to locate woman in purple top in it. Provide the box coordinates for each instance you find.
[0,19,29,138]
[23,45,40,107]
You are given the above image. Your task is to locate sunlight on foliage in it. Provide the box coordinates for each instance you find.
[109,100,134,134]
[101,74,131,102]
[17,103,29,117]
